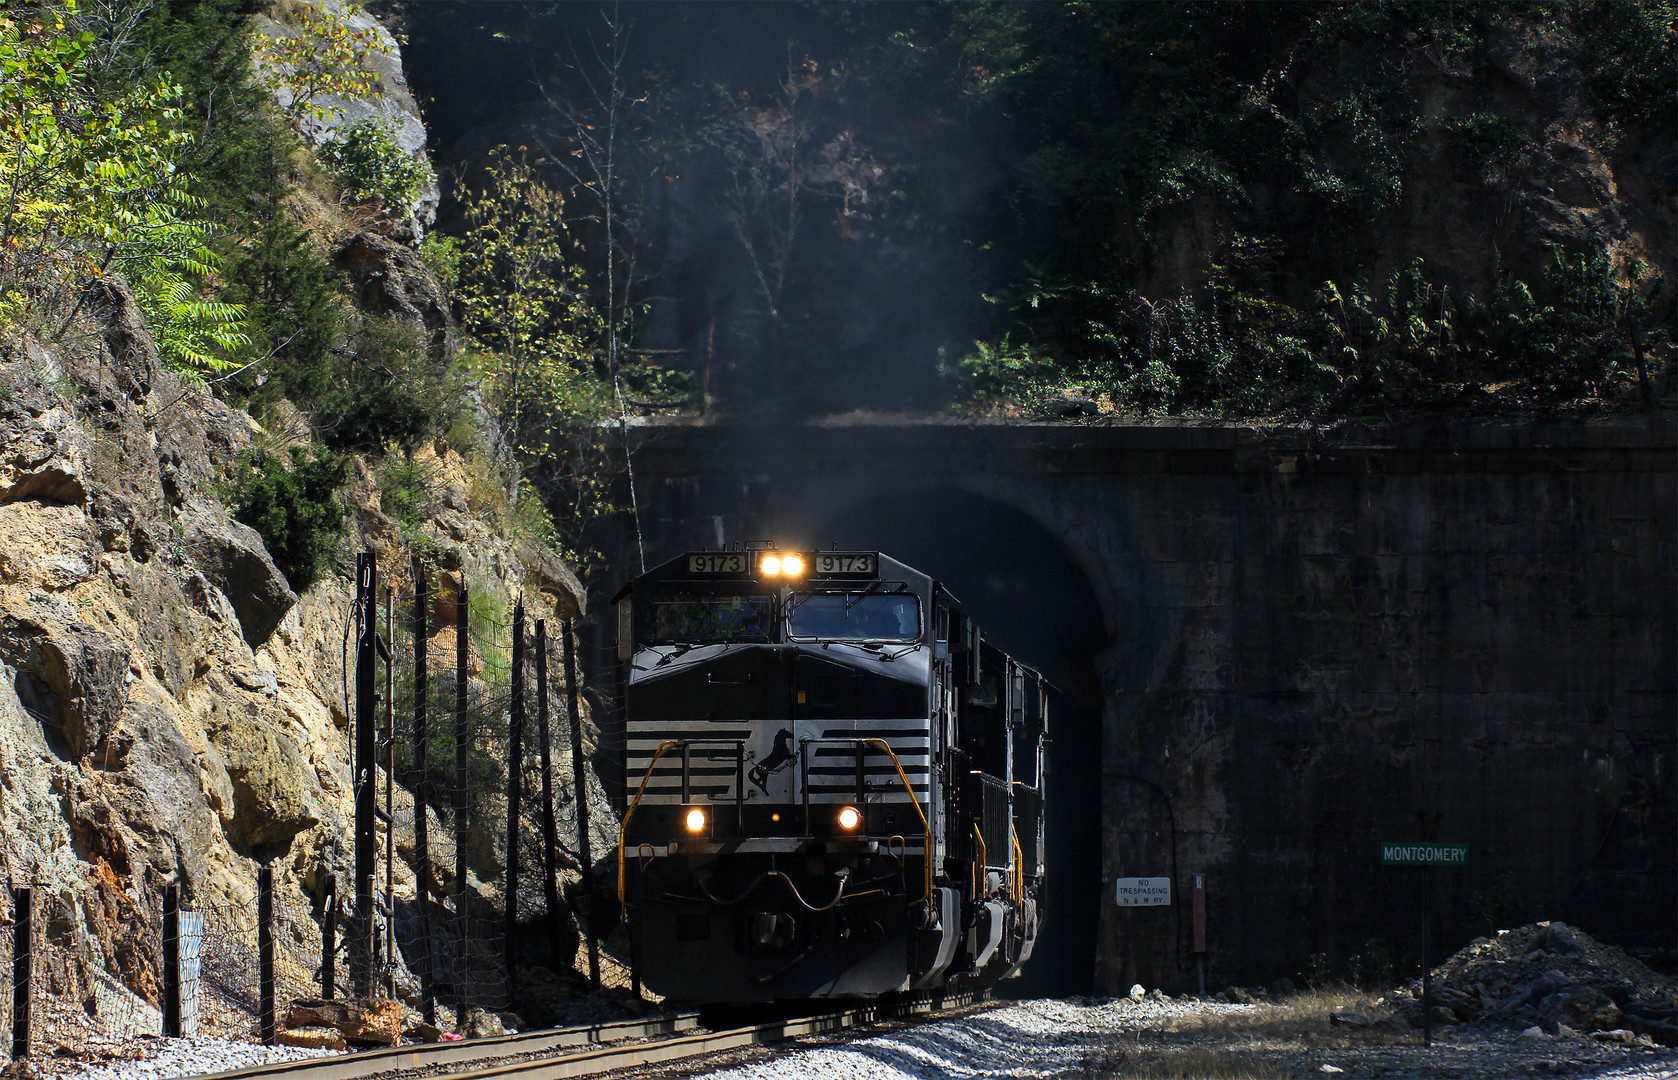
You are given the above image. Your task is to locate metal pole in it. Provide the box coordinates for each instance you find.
[259,866,276,1045]
[354,552,377,997]
[454,581,469,1030]
[412,557,434,1025]
[321,875,337,999]
[614,640,639,1001]
[1192,873,1206,997]
[163,885,181,1037]
[385,585,396,1000]
[1422,869,1433,1048]
[12,887,31,1060]
[563,619,600,989]
[505,603,525,1007]
[535,622,563,973]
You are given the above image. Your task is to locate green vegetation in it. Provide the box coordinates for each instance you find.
[456,148,608,459]
[4,0,1667,607]
[953,249,1667,416]
[223,216,345,405]
[0,3,247,375]
[320,317,463,453]
[229,446,350,590]
[938,2,1673,416]
[251,0,382,124]
[319,120,424,210]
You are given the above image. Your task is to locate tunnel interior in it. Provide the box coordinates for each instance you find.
[803,487,1108,997]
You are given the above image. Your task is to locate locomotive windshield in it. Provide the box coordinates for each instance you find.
[641,591,772,643]
[789,593,921,641]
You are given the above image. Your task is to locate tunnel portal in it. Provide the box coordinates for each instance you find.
[585,419,1676,994]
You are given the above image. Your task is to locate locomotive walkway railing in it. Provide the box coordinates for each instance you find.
[615,737,932,902]
[811,738,930,901]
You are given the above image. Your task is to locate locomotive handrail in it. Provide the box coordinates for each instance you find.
[619,739,685,902]
[620,737,933,902]
[860,738,933,901]
[1011,825,1023,905]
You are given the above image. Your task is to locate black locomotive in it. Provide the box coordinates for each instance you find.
[612,545,1047,1002]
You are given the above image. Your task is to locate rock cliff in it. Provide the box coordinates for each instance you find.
[0,1,616,1038]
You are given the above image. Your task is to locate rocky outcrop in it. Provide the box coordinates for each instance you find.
[0,343,91,504]
[206,696,321,857]
[0,270,603,1038]
[251,0,440,240]
[334,231,454,359]
[0,611,129,761]
[177,503,299,647]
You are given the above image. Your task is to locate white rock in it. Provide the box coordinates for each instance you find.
[1128,983,1146,1002]
[1320,1066,1344,1074]
[1522,1025,1546,1038]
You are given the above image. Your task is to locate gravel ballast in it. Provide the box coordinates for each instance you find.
[45,1037,336,1080]
[685,997,1678,1080]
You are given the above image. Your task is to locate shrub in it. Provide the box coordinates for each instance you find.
[376,453,439,530]
[419,234,461,286]
[319,318,464,452]
[944,334,1061,408]
[319,120,425,211]
[230,445,350,590]
[223,216,345,406]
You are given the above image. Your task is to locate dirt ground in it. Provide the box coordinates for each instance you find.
[1075,989,1677,1079]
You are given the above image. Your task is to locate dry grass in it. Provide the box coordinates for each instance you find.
[1091,1046,1279,1079]
[1080,989,1393,1079]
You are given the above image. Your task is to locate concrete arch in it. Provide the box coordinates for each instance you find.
[605,420,1677,995]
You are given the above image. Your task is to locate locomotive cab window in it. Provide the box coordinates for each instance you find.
[788,593,920,641]
[640,590,772,644]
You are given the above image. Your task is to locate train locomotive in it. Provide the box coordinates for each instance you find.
[612,545,1047,1002]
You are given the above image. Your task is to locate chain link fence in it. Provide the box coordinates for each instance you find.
[4,555,633,1064]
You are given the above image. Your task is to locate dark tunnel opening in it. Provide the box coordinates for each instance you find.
[804,487,1107,998]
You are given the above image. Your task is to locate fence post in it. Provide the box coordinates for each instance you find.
[353,552,378,997]
[258,865,276,1045]
[321,874,337,1000]
[412,557,435,1025]
[163,885,181,1038]
[535,621,563,972]
[12,886,31,1061]
[505,602,525,1007]
[384,584,396,1001]
[563,619,600,989]
[454,581,469,1031]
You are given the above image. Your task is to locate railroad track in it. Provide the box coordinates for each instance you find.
[187,989,987,1080]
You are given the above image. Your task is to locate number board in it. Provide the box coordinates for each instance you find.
[686,553,747,575]
[814,552,877,576]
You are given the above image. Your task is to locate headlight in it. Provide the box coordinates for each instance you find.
[837,805,861,831]
[685,808,707,833]
[759,553,806,577]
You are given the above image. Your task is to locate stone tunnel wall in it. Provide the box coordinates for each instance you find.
[596,418,1676,995]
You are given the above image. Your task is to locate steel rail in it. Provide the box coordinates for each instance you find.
[184,990,985,1080]
[422,989,986,1080]
[183,1013,703,1080]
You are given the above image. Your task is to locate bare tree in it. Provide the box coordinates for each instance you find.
[534,2,653,381]
[703,53,883,326]
[532,2,654,569]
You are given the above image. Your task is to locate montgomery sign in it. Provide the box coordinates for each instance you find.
[1381,842,1470,866]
